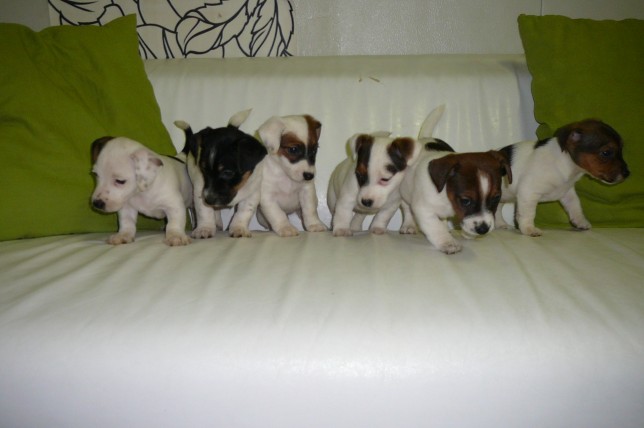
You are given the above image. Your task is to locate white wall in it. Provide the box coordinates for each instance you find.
[1,0,642,55]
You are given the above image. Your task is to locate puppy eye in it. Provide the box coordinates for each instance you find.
[379,176,392,185]
[600,149,614,159]
[115,179,126,186]
[288,146,302,156]
[220,169,235,180]
[459,197,472,207]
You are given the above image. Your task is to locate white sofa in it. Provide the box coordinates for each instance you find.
[1,55,642,428]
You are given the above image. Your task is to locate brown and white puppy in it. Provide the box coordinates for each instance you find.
[496,119,629,236]
[400,149,512,254]
[256,114,327,237]
[327,132,421,236]
[175,109,267,238]
[90,137,193,246]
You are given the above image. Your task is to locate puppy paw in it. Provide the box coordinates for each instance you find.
[306,223,328,232]
[571,219,592,231]
[107,233,135,245]
[164,232,191,246]
[399,225,417,235]
[192,227,215,239]
[370,227,387,235]
[229,226,252,238]
[333,228,353,237]
[276,225,299,237]
[437,239,462,254]
[520,225,543,237]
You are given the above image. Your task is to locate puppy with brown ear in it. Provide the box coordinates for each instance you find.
[496,119,629,236]
[327,132,421,236]
[400,149,512,254]
[256,114,327,237]
[90,137,193,246]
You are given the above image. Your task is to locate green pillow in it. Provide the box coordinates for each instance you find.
[0,15,175,241]
[518,15,644,228]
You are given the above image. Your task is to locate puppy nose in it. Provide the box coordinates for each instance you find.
[303,172,314,181]
[361,198,373,208]
[623,166,630,178]
[475,223,490,235]
[92,199,105,210]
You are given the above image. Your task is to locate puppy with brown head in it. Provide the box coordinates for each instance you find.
[90,136,193,246]
[400,149,512,254]
[497,119,629,236]
[256,114,327,236]
[175,109,267,238]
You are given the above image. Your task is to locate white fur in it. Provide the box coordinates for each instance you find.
[495,138,589,237]
[256,115,327,237]
[91,137,192,246]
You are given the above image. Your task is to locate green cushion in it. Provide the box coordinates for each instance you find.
[518,15,644,228]
[0,15,174,241]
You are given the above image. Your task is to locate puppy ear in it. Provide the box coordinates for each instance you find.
[131,149,163,191]
[388,137,419,171]
[348,133,374,161]
[258,116,285,154]
[489,150,513,185]
[90,136,114,163]
[428,155,458,193]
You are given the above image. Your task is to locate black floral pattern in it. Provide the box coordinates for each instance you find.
[48,0,295,58]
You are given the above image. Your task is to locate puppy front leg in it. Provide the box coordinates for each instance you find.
[516,194,542,237]
[560,188,591,230]
[163,204,191,246]
[109,206,138,245]
[369,202,399,235]
[399,201,417,234]
[260,197,299,237]
[414,207,461,254]
[192,196,218,239]
[300,185,327,232]
[332,193,357,236]
[350,213,366,232]
[229,195,259,238]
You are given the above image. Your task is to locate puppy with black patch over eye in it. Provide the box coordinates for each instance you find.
[327,132,422,236]
[400,148,512,254]
[90,136,193,246]
[175,109,267,238]
[496,119,629,237]
[256,114,327,237]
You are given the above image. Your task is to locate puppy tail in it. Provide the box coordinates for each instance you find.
[228,108,252,129]
[173,120,193,154]
[418,104,446,139]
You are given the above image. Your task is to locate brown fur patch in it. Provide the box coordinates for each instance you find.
[232,171,252,194]
[355,134,374,186]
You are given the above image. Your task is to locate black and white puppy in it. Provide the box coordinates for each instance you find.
[327,132,421,236]
[256,114,327,236]
[400,148,512,254]
[90,136,193,246]
[496,119,629,236]
[175,109,267,238]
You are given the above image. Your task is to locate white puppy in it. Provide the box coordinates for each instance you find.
[327,132,421,236]
[90,137,192,246]
[496,119,629,236]
[256,114,327,237]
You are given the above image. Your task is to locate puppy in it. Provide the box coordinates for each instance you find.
[496,119,629,236]
[400,149,512,254]
[327,132,421,236]
[175,109,267,238]
[256,114,327,236]
[90,137,193,246]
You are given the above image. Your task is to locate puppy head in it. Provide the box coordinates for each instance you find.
[192,127,267,208]
[258,114,321,182]
[350,133,420,210]
[90,137,163,212]
[429,151,512,237]
[555,119,629,184]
